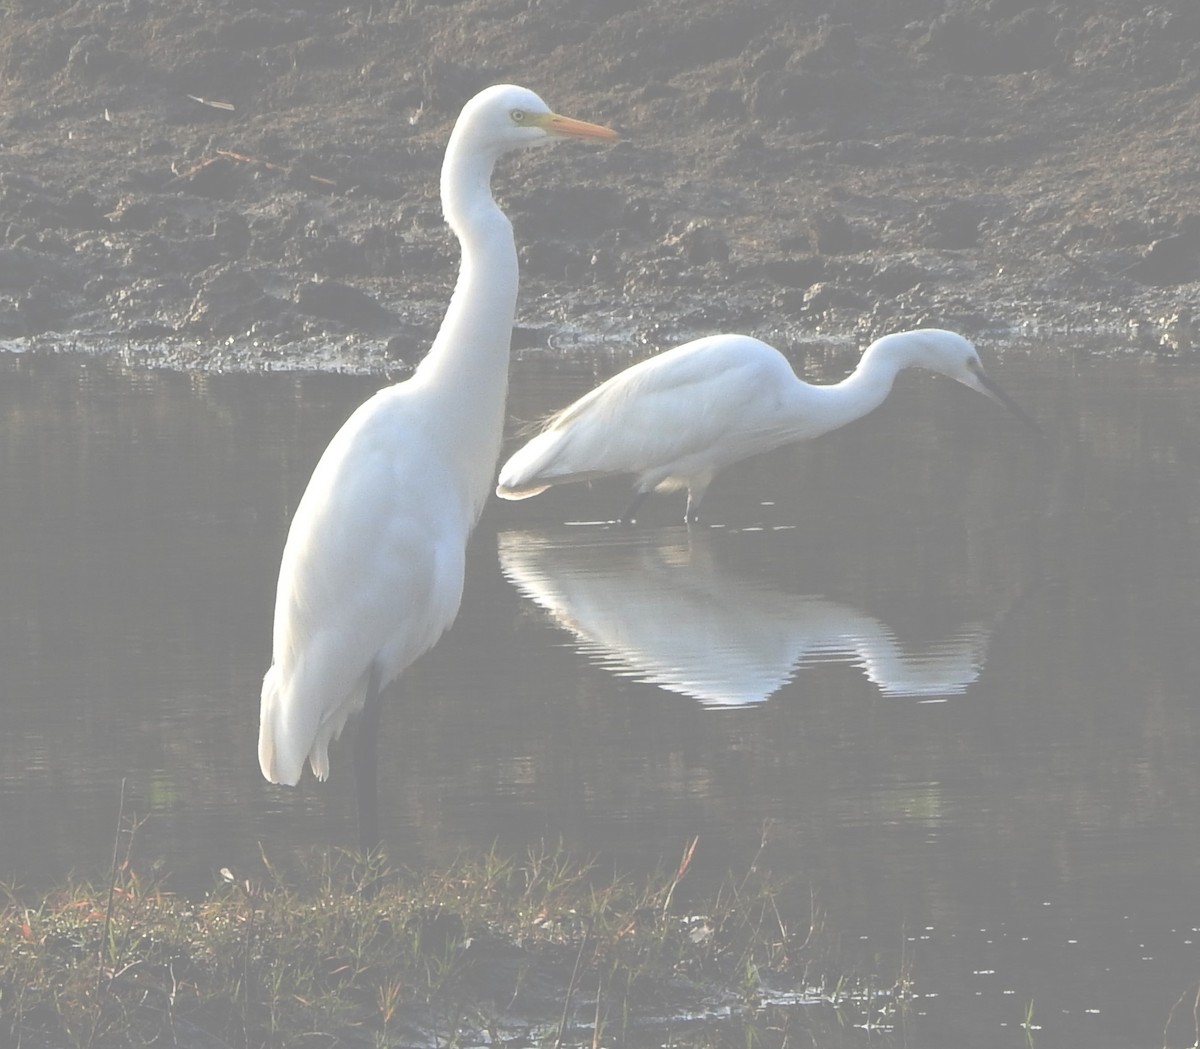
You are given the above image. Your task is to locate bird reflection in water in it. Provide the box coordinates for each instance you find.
[498,528,995,707]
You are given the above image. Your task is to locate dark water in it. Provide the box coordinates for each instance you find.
[1,345,1198,1048]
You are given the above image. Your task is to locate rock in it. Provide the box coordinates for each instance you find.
[61,189,106,230]
[212,212,252,259]
[809,211,855,255]
[918,202,982,250]
[184,269,288,336]
[520,241,592,282]
[1124,235,1200,285]
[513,185,625,241]
[419,58,494,114]
[793,22,858,69]
[802,282,866,315]
[762,256,825,290]
[699,87,745,119]
[18,283,64,334]
[827,140,885,166]
[923,9,1060,74]
[746,69,821,122]
[213,11,310,50]
[293,280,395,333]
[0,246,47,290]
[662,221,729,266]
[106,195,161,231]
[66,33,122,80]
[621,198,670,239]
[308,236,370,278]
[1001,8,1060,71]
[170,157,245,201]
[0,301,26,337]
[870,260,925,296]
[384,331,423,366]
[1155,307,1193,354]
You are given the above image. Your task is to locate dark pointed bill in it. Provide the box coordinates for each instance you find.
[975,368,1042,435]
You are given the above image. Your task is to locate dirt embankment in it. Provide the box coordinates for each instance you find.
[2,0,1199,369]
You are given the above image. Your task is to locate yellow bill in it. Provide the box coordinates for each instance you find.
[539,112,620,142]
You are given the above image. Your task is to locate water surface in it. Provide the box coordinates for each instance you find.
[1,345,1198,1048]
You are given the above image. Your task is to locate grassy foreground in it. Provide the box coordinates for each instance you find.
[1,836,911,1049]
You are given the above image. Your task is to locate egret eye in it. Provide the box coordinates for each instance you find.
[510,109,527,124]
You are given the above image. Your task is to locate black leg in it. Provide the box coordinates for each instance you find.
[353,663,383,861]
[620,490,648,525]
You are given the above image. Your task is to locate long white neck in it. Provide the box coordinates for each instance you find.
[787,330,941,439]
[412,129,520,516]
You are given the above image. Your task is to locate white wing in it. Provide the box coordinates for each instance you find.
[497,335,797,496]
[259,388,470,785]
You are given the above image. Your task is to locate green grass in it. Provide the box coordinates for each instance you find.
[0,835,911,1048]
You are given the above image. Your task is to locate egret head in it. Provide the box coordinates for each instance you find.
[452,84,618,159]
[911,329,1040,433]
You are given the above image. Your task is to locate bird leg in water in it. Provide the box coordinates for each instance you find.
[620,490,648,525]
[353,663,383,860]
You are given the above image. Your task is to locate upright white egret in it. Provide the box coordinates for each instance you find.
[496,328,1038,522]
[258,85,617,850]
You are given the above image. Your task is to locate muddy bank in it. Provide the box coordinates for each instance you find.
[2,0,1199,370]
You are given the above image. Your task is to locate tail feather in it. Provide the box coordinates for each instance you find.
[259,659,370,786]
[495,481,551,500]
[259,664,306,786]
[496,429,569,498]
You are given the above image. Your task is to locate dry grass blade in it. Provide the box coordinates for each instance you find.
[186,94,235,111]
[661,834,699,917]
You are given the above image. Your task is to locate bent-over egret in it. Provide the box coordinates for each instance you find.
[496,328,1037,523]
[258,85,617,851]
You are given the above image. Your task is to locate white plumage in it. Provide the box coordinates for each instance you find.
[258,85,617,799]
[497,328,1036,522]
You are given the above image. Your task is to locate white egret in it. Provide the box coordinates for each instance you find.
[496,328,1038,522]
[257,85,617,851]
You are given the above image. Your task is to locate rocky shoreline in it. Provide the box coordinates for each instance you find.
[2,0,1199,372]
